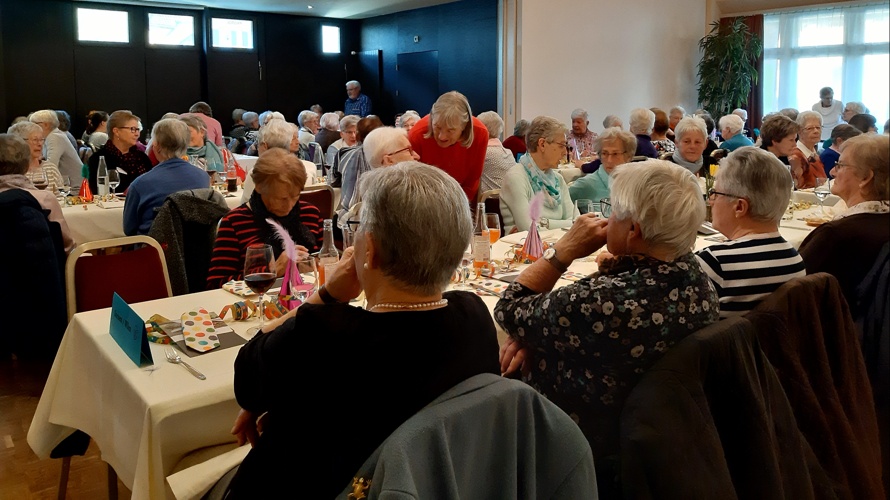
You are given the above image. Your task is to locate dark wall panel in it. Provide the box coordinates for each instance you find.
[73,45,148,128]
[144,48,203,125]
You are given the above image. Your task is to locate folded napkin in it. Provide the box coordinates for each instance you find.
[182,307,221,352]
[96,198,125,209]
[222,280,256,297]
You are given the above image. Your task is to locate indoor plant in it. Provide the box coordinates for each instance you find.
[696,18,763,119]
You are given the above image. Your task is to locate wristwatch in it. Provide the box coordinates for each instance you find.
[543,247,569,273]
[317,284,343,305]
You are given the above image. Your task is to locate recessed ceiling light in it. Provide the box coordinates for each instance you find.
[308,5,313,8]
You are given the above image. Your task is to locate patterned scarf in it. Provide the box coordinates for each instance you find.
[187,140,225,173]
[834,200,890,221]
[520,153,562,209]
[249,190,318,257]
[671,150,703,175]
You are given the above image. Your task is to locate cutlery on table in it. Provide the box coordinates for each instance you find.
[164,348,206,380]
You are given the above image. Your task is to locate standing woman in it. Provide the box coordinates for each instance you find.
[499,116,574,233]
[88,110,153,193]
[408,91,489,203]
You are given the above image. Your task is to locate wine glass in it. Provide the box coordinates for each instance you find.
[244,244,275,336]
[290,256,318,306]
[57,175,71,205]
[485,213,501,245]
[31,169,48,190]
[107,168,120,198]
[452,252,474,290]
[814,177,830,215]
[573,199,593,222]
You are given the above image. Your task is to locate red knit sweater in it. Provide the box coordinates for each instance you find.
[408,115,489,203]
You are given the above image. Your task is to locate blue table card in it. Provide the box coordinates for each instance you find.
[110,293,153,367]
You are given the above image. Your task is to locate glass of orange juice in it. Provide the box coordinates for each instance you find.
[485,213,501,245]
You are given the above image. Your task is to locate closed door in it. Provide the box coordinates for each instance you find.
[396,51,439,115]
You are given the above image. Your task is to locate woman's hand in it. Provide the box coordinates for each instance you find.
[323,247,362,302]
[274,245,311,276]
[231,408,262,447]
[499,336,531,376]
[557,214,608,262]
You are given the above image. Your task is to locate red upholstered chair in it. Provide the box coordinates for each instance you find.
[301,184,335,220]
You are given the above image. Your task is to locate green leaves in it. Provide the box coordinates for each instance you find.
[697,18,764,119]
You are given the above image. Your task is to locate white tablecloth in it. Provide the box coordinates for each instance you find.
[27,289,256,500]
[233,155,257,173]
[557,165,584,184]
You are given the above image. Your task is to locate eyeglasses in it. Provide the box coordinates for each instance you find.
[803,126,823,132]
[385,146,413,157]
[599,151,625,158]
[26,137,45,144]
[345,220,360,232]
[341,129,357,135]
[600,198,612,217]
[117,126,140,134]
[707,188,742,200]
[550,140,568,149]
[834,161,854,171]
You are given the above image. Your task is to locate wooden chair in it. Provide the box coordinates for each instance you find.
[302,184,335,220]
[477,189,503,238]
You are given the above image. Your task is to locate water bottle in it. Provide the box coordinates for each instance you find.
[97,156,108,196]
[472,202,491,277]
[317,219,340,285]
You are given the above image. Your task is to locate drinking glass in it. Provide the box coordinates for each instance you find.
[453,252,474,290]
[814,177,830,215]
[485,213,501,245]
[57,176,71,205]
[244,244,275,336]
[107,168,120,198]
[291,256,318,306]
[31,169,48,190]
[573,199,593,222]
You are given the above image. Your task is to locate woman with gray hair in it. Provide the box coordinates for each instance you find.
[496,159,718,486]
[227,162,499,497]
[399,110,421,131]
[695,147,805,317]
[7,121,64,194]
[123,119,212,235]
[180,114,226,174]
[477,110,516,193]
[315,112,341,153]
[718,114,755,152]
[503,118,530,160]
[569,127,636,205]
[324,115,360,166]
[297,110,319,146]
[629,108,658,158]
[788,110,826,189]
[408,90,489,202]
[500,116,574,233]
[29,109,82,180]
[664,116,713,174]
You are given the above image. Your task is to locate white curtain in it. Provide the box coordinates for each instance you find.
[762,2,889,125]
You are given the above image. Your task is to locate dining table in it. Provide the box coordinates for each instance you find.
[27,209,824,499]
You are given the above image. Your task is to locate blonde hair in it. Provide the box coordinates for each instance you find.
[423,91,474,147]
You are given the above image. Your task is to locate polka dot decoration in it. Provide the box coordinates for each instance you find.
[181,307,221,352]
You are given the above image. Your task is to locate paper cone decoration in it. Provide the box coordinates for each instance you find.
[522,223,544,262]
[279,261,304,310]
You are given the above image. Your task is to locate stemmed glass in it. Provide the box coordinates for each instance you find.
[291,256,318,306]
[107,168,120,198]
[814,177,830,215]
[244,244,275,336]
[485,213,501,245]
[31,169,48,190]
[57,175,71,205]
[453,252,474,290]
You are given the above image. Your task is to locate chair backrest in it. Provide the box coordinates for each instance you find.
[66,235,172,320]
[337,373,596,499]
[478,189,503,238]
[78,145,94,165]
[301,184,335,220]
[307,141,325,170]
[855,242,890,409]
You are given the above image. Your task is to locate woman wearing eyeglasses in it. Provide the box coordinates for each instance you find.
[87,110,153,193]
[695,147,806,318]
[788,110,827,189]
[569,127,637,206]
[7,121,63,194]
[500,116,575,233]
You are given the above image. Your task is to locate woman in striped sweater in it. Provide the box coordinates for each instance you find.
[207,148,323,289]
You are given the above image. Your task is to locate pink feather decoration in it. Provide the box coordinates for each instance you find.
[266,218,296,262]
[529,191,545,224]
[266,218,303,309]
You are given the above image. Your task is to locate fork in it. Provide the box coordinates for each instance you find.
[164,348,206,380]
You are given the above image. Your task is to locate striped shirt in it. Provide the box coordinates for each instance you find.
[695,232,806,318]
[206,201,323,290]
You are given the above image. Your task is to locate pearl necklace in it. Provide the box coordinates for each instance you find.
[367,299,448,312]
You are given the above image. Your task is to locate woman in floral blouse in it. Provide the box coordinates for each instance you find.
[495,159,719,486]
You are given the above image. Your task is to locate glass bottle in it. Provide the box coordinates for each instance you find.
[226,161,238,193]
[472,202,491,278]
[96,156,108,196]
[317,219,340,286]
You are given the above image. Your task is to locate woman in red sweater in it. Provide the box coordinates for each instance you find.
[408,91,488,203]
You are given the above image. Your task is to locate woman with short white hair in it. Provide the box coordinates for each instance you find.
[665,116,712,175]
[695,147,805,317]
[477,110,516,193]
[297,110,319,146]
[499,116,574,232]
[496,159,718,484]
[28,109,82,180]
[569,127,636,205]
[7,121,63,194]
[325,115,360,166]
[718,114,754,152]
[315,112,342,154]
[629,108,657,158]
[399,110,421,131]
[788,110,826,189]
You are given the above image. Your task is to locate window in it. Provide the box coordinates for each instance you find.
[762,3,890,125]
[211,18,254,49]
[148,13,195,46]
[322,25,340,53]
[77,8,129,43]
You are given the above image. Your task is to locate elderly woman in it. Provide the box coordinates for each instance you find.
[567,108,597,163]
[239,118,301,204]
[496,159,718,486]
[650,108,675,155]
[179,114,226,175]
[569,127,636,205]
[123,119,213,235]
[7,122,63,193]
[314,112,341,153]
[843,101,868,124]
[207,148,323,289]
[503,118,530,161]
[759,114,799,167]
[399,110,421,132]
[0,134,75,253]
[87,110,153,193]
[476,110,516,194]
[226,164,499,497]
[333,115,383,207]
[719,114,755,152]
[664,116,713,174]
[799,134,889,317]
[500,116,574,233]
[324,115,360,166]
[788,110,827,189]
[695,147,806,317]
[408,91,489,203]
[297,110,319,146]
[629,108,658,158]
[28,109,82,181]
[83,110,109,150]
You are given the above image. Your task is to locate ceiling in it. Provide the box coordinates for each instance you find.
[75,0,461,19]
